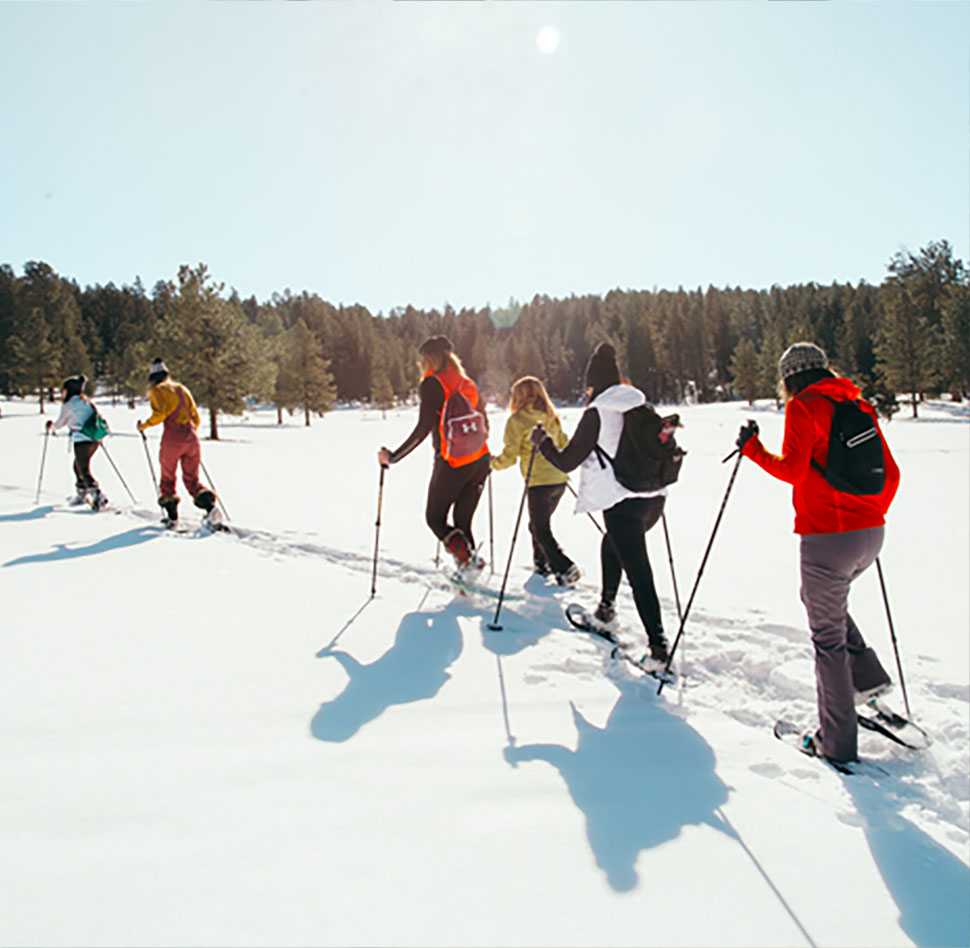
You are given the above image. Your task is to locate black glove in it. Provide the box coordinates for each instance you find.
[736,420,759,450]
[529,423,547,448]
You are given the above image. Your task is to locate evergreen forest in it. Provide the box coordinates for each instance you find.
[0,239,966,437]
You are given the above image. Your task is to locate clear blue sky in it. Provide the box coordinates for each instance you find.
[1,1,967,315]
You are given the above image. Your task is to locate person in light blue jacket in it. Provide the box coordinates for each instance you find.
[45,375,108,509]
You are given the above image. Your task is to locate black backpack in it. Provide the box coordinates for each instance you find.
[594,403,685,492]
[809,395,885,496]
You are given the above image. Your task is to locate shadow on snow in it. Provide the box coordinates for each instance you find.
[505,678,730,892]
[311,608,463,743]
[2,524,162,566]
[847,778,970,948]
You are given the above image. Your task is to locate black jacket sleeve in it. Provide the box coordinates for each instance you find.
[538,407,600,473]
[388,377,444,464]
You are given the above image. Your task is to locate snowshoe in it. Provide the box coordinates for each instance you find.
[564,603,675,685]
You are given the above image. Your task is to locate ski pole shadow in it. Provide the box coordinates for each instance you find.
[478,593,561,656]
[311,608,463,743]
[315,598,373,656]
[504,678,730,892]
[0,505,55,524]
[844,776,970,947]
[2,525,161,567]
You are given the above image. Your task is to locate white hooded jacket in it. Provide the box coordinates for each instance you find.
[574,384,667,514]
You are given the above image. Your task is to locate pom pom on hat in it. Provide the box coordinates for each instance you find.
[586,342,621,392]
[778,342,828,380]
[150,357,169,375]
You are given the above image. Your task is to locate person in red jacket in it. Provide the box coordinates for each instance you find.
[737,342,900,764]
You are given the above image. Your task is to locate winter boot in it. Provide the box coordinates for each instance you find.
[854,681,892,706]
[159,494,180,526]
[593,600,616,626]
[555,563,581,587]
[533,561,553,577]
[69,488,89,506]
[193,489,217,513]
[88,488,108,511]
[648,638,670,664]
[444,528,473,568]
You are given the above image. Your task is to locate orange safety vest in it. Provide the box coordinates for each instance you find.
[430,366,489,467]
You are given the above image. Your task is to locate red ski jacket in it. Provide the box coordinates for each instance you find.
[741,376,900,535]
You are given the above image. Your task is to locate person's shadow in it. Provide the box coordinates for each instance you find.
[846,775,970,947]
[505,678,730,892]
[3,525,160,567]
[311,609,463,743]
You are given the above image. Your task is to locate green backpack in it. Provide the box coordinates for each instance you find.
[80,404,109,442]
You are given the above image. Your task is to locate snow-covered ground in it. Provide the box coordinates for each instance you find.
[2,393,968,948]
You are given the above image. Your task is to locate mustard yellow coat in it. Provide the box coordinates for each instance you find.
[490,407,569,488]
[142,380,201,429]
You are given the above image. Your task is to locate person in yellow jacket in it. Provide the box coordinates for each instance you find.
[491,376,580,585]
[136,358,218,527]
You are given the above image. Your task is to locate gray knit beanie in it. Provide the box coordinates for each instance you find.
[778,342,828,381]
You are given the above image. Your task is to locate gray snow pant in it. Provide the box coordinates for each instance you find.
[799,527,891,762]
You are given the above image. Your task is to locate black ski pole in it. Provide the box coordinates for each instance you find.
[488,445,538,631]
[488,471,495,575]
[99,441,137,503]
[875,557,911,719]
[200,458,229,520]
[140,429,159,499]
[661,511,684,623]
[35,427,51,503]
[657,450,744,695]
[371,464,386,598]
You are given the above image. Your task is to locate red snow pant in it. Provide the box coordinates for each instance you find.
[159,423,203,499]
[799,527,891,763]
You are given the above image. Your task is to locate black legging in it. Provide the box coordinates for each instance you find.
[73,441,101,491]
[527,483,573,574]
[601,495,666,646]
[425,454,490,546]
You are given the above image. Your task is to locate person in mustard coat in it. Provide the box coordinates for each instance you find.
[136,358,218,527]
[491,376,580,586]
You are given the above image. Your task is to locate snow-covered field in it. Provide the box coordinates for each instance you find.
[2,393,968,948]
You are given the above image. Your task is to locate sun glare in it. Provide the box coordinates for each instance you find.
[536,25,560,55]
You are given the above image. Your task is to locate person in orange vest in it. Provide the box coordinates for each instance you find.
[378,336,490,572]
[137,358,218,528]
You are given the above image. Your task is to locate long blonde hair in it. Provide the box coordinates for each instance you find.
[420,350,466,377]
[510,376,559,426]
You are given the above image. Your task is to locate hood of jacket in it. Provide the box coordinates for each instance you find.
[589,383,645,414]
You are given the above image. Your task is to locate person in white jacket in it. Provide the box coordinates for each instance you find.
[45,374,107,509]
[530,343,669,661]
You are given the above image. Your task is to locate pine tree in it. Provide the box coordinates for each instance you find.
[875,285,940,418]
[155,264,275,438]
[371,368,395,419]
[940,282,970,399]
[7,310,58,411]
[277,319,336,426]
[729,338,761,406]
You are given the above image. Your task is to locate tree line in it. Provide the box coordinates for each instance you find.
[0,239,966,436]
